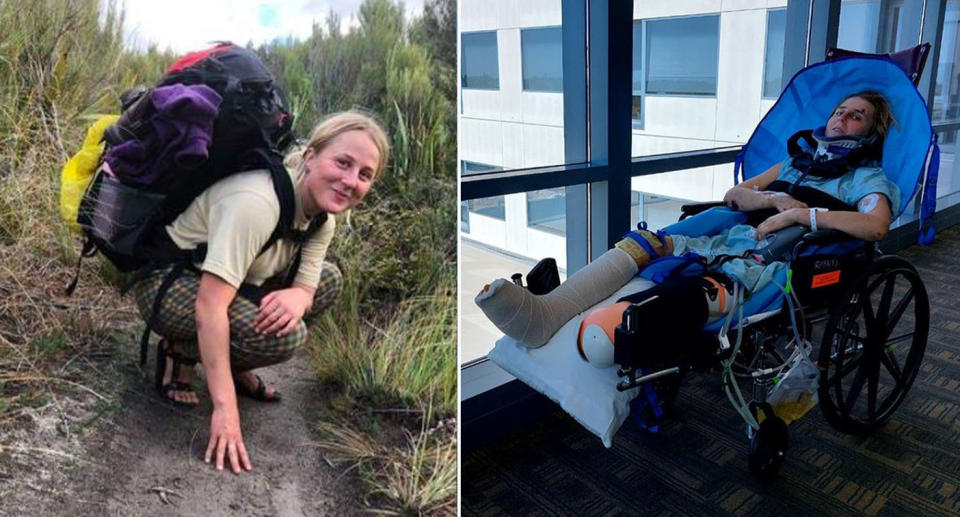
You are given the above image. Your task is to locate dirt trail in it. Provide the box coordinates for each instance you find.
[24,351,362,516]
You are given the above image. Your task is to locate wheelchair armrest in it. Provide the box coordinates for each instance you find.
[800,229,857,245]
[679,201,725,220]
[792,229,869,258]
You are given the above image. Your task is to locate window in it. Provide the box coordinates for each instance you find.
[521,27,563,92]
[881,1,905,53]
[461,161,502,177]
[467,197,506,220]
[644,15,720,96]
[763,9,787,99]
[630,190,694,231]
[526,187,566,235]
[933,0,960,129]
[838,1,881,53]
[632,21,644,128]
[461,31,499,90]
[460,202,470,233]
[462,162,505,220]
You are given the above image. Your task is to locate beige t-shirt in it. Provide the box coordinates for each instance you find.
[164,167,335,289]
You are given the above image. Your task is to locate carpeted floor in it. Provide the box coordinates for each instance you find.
[462,225,960,516]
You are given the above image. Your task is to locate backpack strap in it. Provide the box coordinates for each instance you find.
[282,213,328,288]
[64,236,99,296]
[133,149,305,366]
[245,147,295,252]
[138,261,189,366]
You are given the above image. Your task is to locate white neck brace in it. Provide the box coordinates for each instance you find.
[811,126,878,162]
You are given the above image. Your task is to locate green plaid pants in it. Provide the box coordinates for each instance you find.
[131,262,342,371]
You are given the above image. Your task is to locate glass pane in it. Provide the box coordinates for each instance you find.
[763,9,787,99]
[460,187,570,365]
[526,187,566,235]
[461,162,506,221]
[933,1,960,124]
[631,95,643,128]
[630,191,696,231]
[630,162,735,228]
[632,5,779,158]
[460,0,569,170]
[632,21,643,92]
[838,0,881,53]
[461,31,499,90]
[521,27,563,92]
[937,129,960,201]
[468,197,505,220]
[461,160,502,177]
[459,240,567,364]
[460,201,470,233]
[644,15,719,96]
[884,6,903,52]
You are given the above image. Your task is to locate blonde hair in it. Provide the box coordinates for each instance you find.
[285,110,390,178]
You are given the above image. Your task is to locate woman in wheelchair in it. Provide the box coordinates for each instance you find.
[476,90,901,359]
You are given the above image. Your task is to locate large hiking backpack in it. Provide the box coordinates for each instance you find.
[65,43,324,365]
[69,42,321,290]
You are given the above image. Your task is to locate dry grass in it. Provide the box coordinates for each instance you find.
[0,152,137,440]
[316,408,457,516]
[308,284,457,515]
[0,0,170,486]
[309,288,457,416]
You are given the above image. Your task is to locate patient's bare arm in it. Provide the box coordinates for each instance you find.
[755,193,893,241]
[722,163,808,212]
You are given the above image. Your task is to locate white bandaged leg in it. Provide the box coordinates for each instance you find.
[475,248,641,348]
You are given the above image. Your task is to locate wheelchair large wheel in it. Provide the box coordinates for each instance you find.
[818,255,928,434]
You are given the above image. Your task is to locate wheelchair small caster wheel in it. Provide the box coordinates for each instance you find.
[747,402,788,480]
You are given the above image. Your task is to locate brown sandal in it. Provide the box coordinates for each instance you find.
[155,340,199,407]
[235,374,281,403]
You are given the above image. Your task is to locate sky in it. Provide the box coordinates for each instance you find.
[113,0,424,53]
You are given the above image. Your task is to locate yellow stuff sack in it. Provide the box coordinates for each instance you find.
[59,114,119,233]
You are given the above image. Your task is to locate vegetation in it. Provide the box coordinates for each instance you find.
[0,0,455,514]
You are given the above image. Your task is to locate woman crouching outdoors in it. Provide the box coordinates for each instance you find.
[130,111,389,474]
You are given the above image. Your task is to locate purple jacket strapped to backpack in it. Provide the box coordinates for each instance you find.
[105,83,222,184]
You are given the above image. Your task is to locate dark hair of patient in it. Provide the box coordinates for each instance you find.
[832,90,897,138]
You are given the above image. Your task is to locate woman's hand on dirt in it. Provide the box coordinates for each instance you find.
[205,404,252,474]
[755,208,804,240]
[254,288,311,337]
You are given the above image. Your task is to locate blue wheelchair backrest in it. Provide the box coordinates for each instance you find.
[737,55,939,245]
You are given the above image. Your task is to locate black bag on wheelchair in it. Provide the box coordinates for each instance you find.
[612,276,711,369]
[790,241,872,305]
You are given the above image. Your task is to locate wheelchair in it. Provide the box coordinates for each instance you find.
[610,45,940,479]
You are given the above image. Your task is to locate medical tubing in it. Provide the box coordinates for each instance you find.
[775,279,805,355]
[790,279,808,343]
[720,285,759,429]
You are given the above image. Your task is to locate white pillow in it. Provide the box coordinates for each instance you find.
[488,276,655,447]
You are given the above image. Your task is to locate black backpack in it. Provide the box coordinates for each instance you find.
[68,43,322,366]
[71,42,320,282]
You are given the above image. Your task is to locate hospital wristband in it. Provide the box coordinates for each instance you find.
[809,208,828,231]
